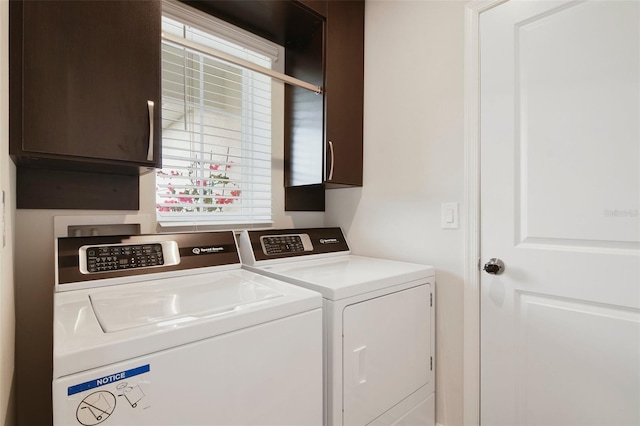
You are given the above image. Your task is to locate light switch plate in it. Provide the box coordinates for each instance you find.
[441,202,459,229]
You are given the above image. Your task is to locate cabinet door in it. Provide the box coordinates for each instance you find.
[19,0,160,166]
[325,0,364,187]
[342,284,432,425]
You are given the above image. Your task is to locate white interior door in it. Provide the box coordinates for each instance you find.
[480,1,640,425]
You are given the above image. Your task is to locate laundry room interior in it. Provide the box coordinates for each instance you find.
[1,0,638,425]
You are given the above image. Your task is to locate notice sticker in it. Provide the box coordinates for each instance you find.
[62,364,152,425]
[68,365,150,396]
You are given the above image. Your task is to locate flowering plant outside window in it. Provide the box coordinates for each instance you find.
[156,158,241,213]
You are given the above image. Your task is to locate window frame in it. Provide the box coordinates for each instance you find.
[156,3,284,227]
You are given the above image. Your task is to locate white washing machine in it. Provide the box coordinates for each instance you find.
[53,230,323,426]
[238,228,436,426]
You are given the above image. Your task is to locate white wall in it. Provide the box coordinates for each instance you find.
[0,1,16,424]
[325,1,468,425]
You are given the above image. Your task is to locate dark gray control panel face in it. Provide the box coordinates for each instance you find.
[260,234,313,256]
[79,241,179,274]
[245,228,349,262]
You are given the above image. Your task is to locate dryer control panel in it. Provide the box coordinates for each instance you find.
[260,234,313,255]
[241,227,350,263]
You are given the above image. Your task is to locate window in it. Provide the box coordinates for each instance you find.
[156,5,279,225]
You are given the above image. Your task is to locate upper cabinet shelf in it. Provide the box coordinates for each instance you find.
[9,0,162,175]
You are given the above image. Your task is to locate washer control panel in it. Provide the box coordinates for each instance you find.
[57,231,241,288]
[79,241,180,274]
[260,234,313,256]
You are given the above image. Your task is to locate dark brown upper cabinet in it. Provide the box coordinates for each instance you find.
[283,0,364,210]
[324,0,364,188]
[9,0,161,175]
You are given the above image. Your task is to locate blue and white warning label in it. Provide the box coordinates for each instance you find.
[68,364,150,396]
[61,364,152,425]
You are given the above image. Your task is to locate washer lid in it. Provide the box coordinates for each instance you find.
[90,276,283,332]
[53,269,322,378]
[248,255,435,300]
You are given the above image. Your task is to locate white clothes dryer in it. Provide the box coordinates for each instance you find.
[53,230,323,426]
[239,228,436,426]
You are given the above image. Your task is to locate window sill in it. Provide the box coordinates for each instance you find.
[157,219,273,232]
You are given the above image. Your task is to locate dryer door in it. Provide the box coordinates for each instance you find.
[342,284,432,426]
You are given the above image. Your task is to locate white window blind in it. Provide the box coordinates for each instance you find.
[156,9,276,225]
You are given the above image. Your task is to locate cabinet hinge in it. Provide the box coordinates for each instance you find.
[430,293,433,307]
[430,356,433,371]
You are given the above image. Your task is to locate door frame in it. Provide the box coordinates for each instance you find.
[463,1,507,425]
